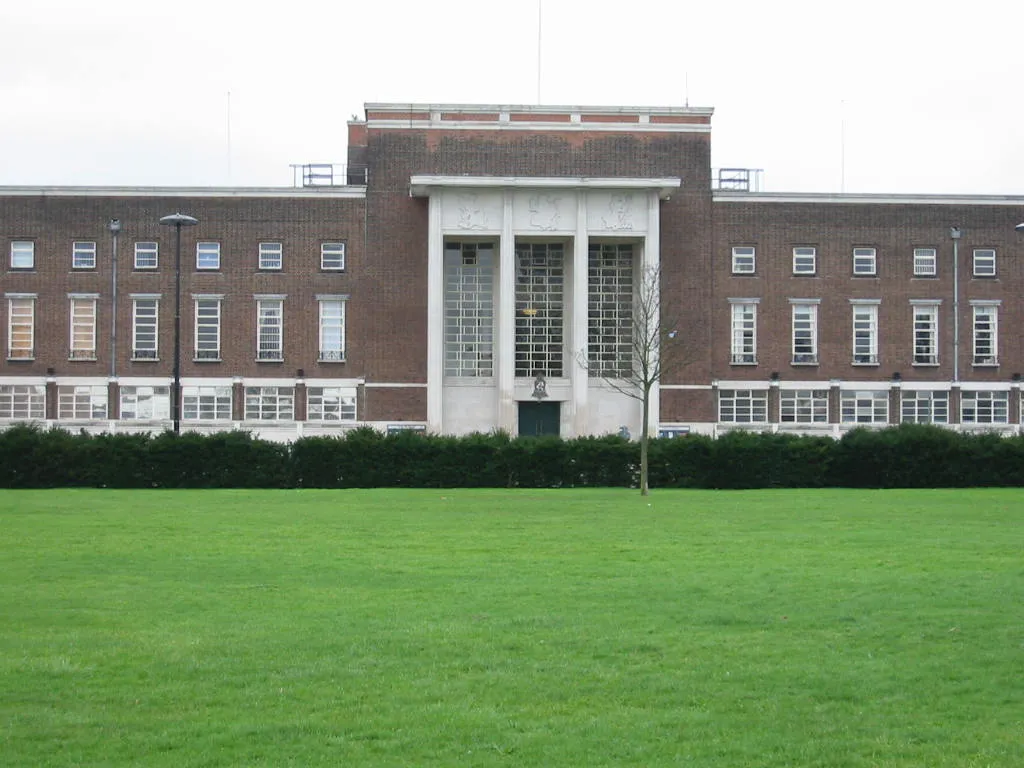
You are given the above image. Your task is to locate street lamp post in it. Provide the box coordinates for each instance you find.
[159,213,199,434]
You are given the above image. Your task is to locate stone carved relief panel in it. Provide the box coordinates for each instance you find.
[587,191,649,233]
[512,191,576,233]
[440,191,503,233]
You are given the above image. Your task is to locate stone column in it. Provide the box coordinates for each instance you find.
[570,193,589,437]
[426,194,444,433]
[644,190,661,436]
[496,191,517,434]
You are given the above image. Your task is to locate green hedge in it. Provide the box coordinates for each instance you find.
[1,423,1023,489]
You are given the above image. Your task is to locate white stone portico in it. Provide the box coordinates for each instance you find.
[410,176,681,437]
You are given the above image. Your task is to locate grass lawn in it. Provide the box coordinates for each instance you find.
[0,489,1021,767]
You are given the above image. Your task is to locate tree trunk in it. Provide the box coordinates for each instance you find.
[640,386,650,496]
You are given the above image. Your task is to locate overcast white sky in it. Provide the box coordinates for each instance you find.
[1,0,1021,194]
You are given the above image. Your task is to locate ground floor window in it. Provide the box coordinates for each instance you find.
[841,390,888,424]
[780,389,828,423]
[183,386,232,421]
[961,390,1008,424]
[718,389,768,423]
[306,387,357,421]
[120,386,171,420]
[901,390,949,424]
[244,387,294,420]
[58,385,107,420]
[0,384,45,419]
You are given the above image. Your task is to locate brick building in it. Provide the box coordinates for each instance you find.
[1,102,1023,439]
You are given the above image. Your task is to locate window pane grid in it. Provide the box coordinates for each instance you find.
[792,304,818,364]
[195,299,221,359]
[259,242,283,270]
[973,249,996,277]
[132,299,159,359]
[134,242,158,269]
[718,389,768,423]
[841,391,888,423]
[11,241,34,269]
[321,242,345,270]
[120,386,170,420]
[0,385,45,419]
[730,303,757,364]
[914,248,936,276]
[913,305,938,364]
[196,242,220,270]
[307,387,357,421]
[244,386,294,420]
[780,389,829,423]
[731,246,755,274]
[961,391,1008,424]
[319,300,347,362]
[901,390,948,424]
[515,243,564,378]
[972,306,997,365]
[73,241,96,269]
[182,386,232,420]
[853,247,876,275]
[70,298,97,359]
[793,247,816,275]
[58,385,107,420]
[8,298,35,359]
[852,305,878,364]
[444,242,494,376]
[587,243,633,378]
[257,300,283,360]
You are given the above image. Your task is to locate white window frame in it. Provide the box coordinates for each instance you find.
[852,247,876,276]
[780,389,829,424]
[72,241,97,269]
[306,386,358,422]
[729,299,757,364]
[134,241,158,270]
[7,295,35,360]
[256,297,284,361]
[194,296,222,361]
[841,390,889,424]
[792,247,816,275]
[901,390,949,424]
[791,301,819,365]
[851,300,879,365]
[259,242,283,270]
[11,241,34,269]
[718,389,768,424]
[244,386,295,421]
[912,302,939,366]
[321,242,346,271]
[971,303,999,367]
[913,247,937,277]
[731,246,755,275]
[972,248,996,278]
[120,386,171,421]
[182,385,232,421]
[318,297,347,362]
[132,296,160,360]
[0,384,46,420]
[69,296,98,360]
[58,385,108,420]
[961,390,1009,425]
[196,242,221,270]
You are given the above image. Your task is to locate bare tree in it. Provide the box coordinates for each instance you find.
[578,264,689,496]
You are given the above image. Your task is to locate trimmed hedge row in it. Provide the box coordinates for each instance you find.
[1,423,1023,489]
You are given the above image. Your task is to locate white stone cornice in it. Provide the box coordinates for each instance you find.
[0,186,366,199]
[714,191,1024,206]
[410,176,682,199]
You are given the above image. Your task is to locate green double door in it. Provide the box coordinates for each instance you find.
[518,401,560,437]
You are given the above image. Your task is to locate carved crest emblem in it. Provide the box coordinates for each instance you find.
[456,194,487,230]
[601,193,634,231]
[528,195,561,230]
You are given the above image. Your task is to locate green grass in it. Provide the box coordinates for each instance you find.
[0,489,1021,767]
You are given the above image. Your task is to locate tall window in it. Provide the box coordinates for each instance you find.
[961,391,1008,424]
[792,247,816,275]
[841,390,888,424]
[256,298,283,361]
[307,387,357,421]
[196,242,220,270]
[851,301,879,365]
[972,304,998,366]
[194,297,221,360]
[853,247,876,276]
[0,385,45,419]
[791,302,818,364]
[718,389,768,423]
[321,242,346,271]
[134,241,158,269]
[972,248,996,277]
[444,242,494,376]
[11,241,34,269]
[729,300,757,364]
[58,385,107,420]
[69,296,98,360]
[731,246,755,274]
[780,389,829,423]
[912,303,938,365]
[72,241,96,269]
[120,386,170,420]
[515,242,564,377]
[182,386,232,421]
[913,248,937,276]
[901,390,949,424]
[318,298,347,362]
[587,242,634,377]
[259,242,283,270]
[132,297,159,359]
[7,296,36,360]
[245,387,294,420]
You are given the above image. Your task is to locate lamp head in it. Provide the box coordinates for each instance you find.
[159,213,199,227]
[107,218,121,235]
[1015,222,1024,233]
